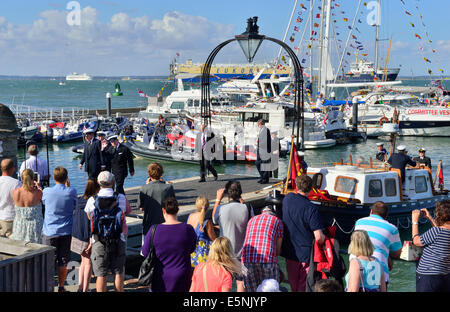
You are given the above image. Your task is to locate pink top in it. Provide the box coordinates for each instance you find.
[190,262,232,292]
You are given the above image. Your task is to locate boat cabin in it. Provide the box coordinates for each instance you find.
[307,164,434,204]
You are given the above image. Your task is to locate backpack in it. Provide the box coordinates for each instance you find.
[91,194,123,253]
[305,226,347,292]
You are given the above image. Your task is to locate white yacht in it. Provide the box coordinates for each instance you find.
[350,88,450,137]
[65,73,93,81]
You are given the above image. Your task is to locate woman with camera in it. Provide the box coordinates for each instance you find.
[412,200,450,292]
[11,169,44,243]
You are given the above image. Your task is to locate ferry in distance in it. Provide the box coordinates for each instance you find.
[170,59,291,82]
[342,54,400,83]
[65,72,93,81]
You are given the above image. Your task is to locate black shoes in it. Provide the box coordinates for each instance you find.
[199,178,206,183]
[214,175,218,181]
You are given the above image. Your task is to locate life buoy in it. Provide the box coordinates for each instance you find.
[379,116,389,125]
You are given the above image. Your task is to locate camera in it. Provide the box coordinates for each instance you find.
[33,172,40,183]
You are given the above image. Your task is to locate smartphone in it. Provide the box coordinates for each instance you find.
[33,172,40,183]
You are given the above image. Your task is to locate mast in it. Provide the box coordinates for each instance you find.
[309,0,314,89]
[317,0,325,97]
[374,0,381,71]
[277,0,298,63]
[319,0,332,97]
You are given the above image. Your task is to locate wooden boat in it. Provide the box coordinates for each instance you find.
[266,150,449,242]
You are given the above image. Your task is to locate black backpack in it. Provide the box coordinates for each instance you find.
[91,195,123,253]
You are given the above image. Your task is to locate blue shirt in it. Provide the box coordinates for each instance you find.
[354,214,402,282]
[281,192,323,263]
[42,184,78,237]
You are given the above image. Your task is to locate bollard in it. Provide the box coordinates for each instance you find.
[106,92,112,117]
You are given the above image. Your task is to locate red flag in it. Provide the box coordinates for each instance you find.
[438,163,444,188]
[290,144,304,191]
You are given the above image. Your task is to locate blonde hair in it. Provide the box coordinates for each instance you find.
[195,196,209,230]
[207,237,246,277]
[348,230,374,257]
[21,169,35,192]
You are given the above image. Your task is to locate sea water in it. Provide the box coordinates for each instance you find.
[5,77,450,292]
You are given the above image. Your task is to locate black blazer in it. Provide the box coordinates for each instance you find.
[80,138,104,176]
[107,143,134,178]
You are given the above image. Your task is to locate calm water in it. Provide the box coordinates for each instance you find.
[8,78,450,292]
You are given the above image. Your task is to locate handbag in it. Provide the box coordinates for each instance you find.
[137,224,158,287]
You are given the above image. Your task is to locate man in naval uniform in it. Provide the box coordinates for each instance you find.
[375,142,388,162]
[79,129,105,180]
[106,135,135,194]
[387,145,416,184]
[413,148,432,169]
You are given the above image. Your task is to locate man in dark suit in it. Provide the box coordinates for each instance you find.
[388,145,416,184]
[256,119,271,184]
[106,135,134,194]
[413,148,432,169]
[78,129,105,180]
[97,131,112,172]
[196,124,218,183]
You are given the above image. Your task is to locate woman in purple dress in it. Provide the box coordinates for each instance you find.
[142,197,197,292]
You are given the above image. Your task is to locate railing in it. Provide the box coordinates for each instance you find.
[0,237,55,292]
[6,104,91,123]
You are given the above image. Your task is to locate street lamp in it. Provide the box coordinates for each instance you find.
[235,17,265,63]
[201,17,305,150]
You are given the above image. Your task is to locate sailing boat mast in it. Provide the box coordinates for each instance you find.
[309,0,314,87]
[318,0,332,97]
[277,0,298,63]
[374,0,381,71]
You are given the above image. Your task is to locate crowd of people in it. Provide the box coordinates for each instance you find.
[0,136,449,292]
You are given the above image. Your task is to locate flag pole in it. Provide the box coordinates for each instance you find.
[433,160,442,188]
[284,135,296,194]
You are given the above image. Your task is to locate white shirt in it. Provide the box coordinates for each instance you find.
[19,155,49,180]
[0,176,22,220]
[84,188,127,242]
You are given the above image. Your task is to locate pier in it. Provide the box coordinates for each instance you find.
[8,104,144,124]
[75,173,281,252]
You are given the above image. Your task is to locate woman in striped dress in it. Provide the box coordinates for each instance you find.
[412,200,450,292]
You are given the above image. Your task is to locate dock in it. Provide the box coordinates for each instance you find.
[76,173,281,252]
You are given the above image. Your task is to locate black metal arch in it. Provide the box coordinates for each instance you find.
[200,36,305,151]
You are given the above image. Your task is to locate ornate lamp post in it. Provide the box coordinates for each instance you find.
[200,17,305,150]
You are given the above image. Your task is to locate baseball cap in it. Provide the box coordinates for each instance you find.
[97,171,115,186]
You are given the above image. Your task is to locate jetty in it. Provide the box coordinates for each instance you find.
[78,173,281,251]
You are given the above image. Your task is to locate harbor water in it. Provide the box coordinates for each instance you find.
[5,78,450,292]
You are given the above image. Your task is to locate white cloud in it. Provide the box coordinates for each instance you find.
[0,7,234,75]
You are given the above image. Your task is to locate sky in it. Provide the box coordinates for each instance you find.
[0,0,448,76]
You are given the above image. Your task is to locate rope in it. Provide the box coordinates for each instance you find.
[396,216,411,229]
[332,218,355,234]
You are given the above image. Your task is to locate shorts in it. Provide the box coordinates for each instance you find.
[0,220,13,238]
[91,239,126,277]
[243,263,280,292]
[43,234,72,267]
